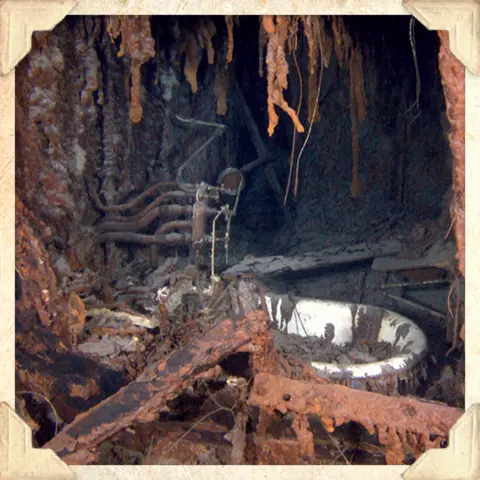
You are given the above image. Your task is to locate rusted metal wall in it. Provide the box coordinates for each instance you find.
[437,31,465,276]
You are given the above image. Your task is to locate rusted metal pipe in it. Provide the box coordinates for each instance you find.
[95,232,192,245]
[156,220,192,235]
[192,200,208,251]
[101,191,191,223]
[96,205,194,234]
[86,178,176,213]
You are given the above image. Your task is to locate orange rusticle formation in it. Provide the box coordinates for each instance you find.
[437,31,465,277]
[301,16,333,124]
[107,16,156,123]
[200,18,217,65]
[214,63,230,116]
[258,19,268,78]
[349,43,367,199]
[286,15,300,56]
[177,16,234,109]
[179,18,218,95]
[310,16,366,199]
[298,15,365,198]
[182,30,201,94]
[259,15,364,154]
[176,17,235,111]
[225,16,235,63]
[331,17,343,66]
[258,16,368,197]
[302,16,320,124]
[262,15,305,137]
[331,16,352,69]
[329,17,367,199]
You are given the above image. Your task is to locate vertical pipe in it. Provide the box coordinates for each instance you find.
[192,200,207,252]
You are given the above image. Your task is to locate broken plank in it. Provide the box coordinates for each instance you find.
[371,241,456,272]
[222,240,402,279]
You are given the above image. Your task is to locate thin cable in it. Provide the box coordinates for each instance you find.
[294,60,325,197]
[405,17,421,117]
[284,31,303,206]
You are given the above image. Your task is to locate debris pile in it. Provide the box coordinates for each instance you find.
[39,288,461,466]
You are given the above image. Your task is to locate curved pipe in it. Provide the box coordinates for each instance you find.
[96,205,194,234]
[86,178,176,213]
[173,113,227,193]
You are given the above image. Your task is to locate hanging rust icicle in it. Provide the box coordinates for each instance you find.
[263,15,305,137]
[200,18,217,65]
[348,42,367,198]
[106,16,122,43]
[326,17,365,197]
[301,16,332,125]
[128,17,156,123]
[263,15,275,34]
[106,16,155,124]
[226,16,235,63]
[183,31,201,94]
[286,15,300,56]
[301,16,318,75]
[178,19,219,95]
[318,17,333,69]
[302,16,321,124]
[214,62,230,116]
[331,16,346,68]
[258,20,269,78]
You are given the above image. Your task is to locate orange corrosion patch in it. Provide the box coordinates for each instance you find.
[437,31,465,276]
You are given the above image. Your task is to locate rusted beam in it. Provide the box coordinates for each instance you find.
[233,80,287,210]
[43,311,270,464]
[249,373,463,464]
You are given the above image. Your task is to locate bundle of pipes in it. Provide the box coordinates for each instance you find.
[87,80,283,262]
[91,179,226,256]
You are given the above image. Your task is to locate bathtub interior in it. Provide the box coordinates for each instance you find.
[265,295,428,360]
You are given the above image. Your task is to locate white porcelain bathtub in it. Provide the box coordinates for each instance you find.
[264,294,428,382]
